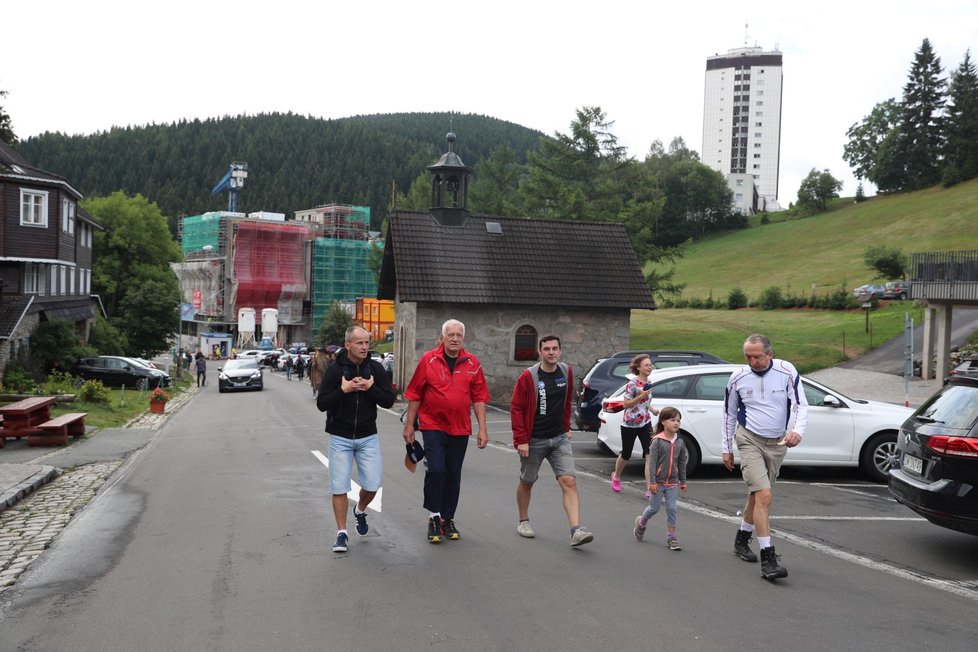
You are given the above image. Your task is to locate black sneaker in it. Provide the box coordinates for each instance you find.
[332,532,349,553]
[442,518,460,541]
[427,516,442,544]
[353,506,368,537]
[734,529,758,563]
[760,546,788,580]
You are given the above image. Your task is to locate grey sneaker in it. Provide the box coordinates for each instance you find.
[667,537,682,551]
[517,520,535,538]
[634,516,647,542]
[570,527,594,547]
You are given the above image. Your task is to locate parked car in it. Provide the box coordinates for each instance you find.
[883,280,911,300]
[217,359,264,393]
[236,350,262,360]
[132,357,158,369]
[888,376,978,535]
[596,364,913,481]
[71,356,172,389]
[574,350,728,431]
[946,357,978,382]
[853,284,886,300]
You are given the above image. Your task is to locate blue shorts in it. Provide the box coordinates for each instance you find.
[327,434,382,494]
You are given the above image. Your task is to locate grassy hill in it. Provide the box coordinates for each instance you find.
[657,178,978,301]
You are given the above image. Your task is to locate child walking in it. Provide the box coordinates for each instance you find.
[633,407,688,550]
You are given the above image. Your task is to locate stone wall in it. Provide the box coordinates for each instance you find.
[392,300,631,403]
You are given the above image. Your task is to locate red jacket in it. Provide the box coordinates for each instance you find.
[404,344,490,436]
[510,362,574,447]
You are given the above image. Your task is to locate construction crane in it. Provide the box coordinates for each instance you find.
[212,161,248,212]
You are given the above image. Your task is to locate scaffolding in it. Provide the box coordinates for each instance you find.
[311,238,378,331]
[294,204,371,240]
[231,221,309,324]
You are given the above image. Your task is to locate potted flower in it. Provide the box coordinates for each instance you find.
[148,387,172,414]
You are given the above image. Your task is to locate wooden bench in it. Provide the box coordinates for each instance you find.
[29,412,88,447]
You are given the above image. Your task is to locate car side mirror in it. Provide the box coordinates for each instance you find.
[822,395,841,407]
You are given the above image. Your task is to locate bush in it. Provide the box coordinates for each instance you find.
[3,367,36,393]
[40,371,77,395]
[759,287,783,310]
[727,288,748,310]
[77,379,111,404]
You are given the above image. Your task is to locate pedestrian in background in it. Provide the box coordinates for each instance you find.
[194,352,207,387]
[611,353,660,494]
[634,407,688,550]
[284,354,293,380]
[317,326,395,553]
[511,335,593,547]
[722,333,808,580]
[402,319,489,544]
[309,346,331,397]
[295,354,306,381]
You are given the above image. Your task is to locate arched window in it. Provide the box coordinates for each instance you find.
[514,324,538,362]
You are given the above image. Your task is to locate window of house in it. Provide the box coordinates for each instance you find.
[23,263,43,294]
[62,198,76,234]
[513,325,539,362]
[20,189,48,226]
[735,179,744,187]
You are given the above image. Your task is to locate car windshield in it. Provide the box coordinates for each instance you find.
[915,383,978,431]
[122,357,152,369]
[225,360,259,371]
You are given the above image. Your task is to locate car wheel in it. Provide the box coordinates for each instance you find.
[860,432,898,483]
[899,292,907,300]
[72,377,84,389]
[678,431,700,475]
[136,377,148,391]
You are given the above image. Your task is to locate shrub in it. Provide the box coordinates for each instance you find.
[41,370,76,395]
[727,288,748,310]
[77,379,111,404]
[760,214,770,225]
[759,286,783,310]
[3,367,36,393]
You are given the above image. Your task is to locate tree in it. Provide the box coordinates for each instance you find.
[82,191,181,356]
[854,182,867,202]
[943,50,978,183]
[843,99,900,186]
[28,320,93,376]
[864,244,908,280]
[316,301,355,347]
[394,171,432,211]
[796,168,843,212]
[0,87,16,147]
[469,144,526,215]
[901,38,947,190]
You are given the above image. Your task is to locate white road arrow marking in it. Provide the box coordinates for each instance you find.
[311,450,383,512]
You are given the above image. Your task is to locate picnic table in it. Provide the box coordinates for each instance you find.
[0,396,85,447]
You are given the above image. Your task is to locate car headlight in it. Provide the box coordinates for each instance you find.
[251,372,261,380]
[219,372,228,380]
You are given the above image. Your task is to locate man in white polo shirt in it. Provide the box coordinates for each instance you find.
[722,333,808,580]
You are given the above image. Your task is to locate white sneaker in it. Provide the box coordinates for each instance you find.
[517,521,535,538]
[570,527,594,547]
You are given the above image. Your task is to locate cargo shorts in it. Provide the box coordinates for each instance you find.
[734,424,787,493]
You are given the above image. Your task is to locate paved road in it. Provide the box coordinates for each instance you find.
[1,369,975,650]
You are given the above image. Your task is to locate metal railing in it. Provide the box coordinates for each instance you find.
[910,250,978,302]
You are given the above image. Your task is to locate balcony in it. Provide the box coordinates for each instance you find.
[910,250,978,302]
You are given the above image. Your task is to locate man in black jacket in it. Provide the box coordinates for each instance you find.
[317,326,395,553]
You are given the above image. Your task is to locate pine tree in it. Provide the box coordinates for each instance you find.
[943,50,978,183]
[0,87,17,146]
[900,38,947,190]
[855,182,866,202]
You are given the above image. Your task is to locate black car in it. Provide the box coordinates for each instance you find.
[218,359,264,393]
[574,350,728,431]
[71,356,172,389]
[888,376,978,535]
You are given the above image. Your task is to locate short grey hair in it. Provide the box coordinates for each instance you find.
[441,319,465,337]
[345,325,369,342]
[744,333,772,355]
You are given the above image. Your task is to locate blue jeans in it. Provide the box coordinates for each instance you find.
[642,484,679,529]
[422,430,469,519]
[327,434,382,494]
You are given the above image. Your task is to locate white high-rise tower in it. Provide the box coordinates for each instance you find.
[702,46,783,214]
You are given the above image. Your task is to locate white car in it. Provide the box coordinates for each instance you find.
[236,350,262,360]
[596,364,914,482]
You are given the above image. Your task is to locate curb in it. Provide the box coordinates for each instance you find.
[0,465,61,511]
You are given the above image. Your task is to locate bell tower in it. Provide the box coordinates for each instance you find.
[427,132,472,226]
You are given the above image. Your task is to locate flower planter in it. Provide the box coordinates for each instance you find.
[149,401,166,414]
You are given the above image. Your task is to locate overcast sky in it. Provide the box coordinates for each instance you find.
[4,1,977,207]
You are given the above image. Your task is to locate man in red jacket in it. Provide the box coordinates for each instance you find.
[511,335,593,547]
[402,319,489,544]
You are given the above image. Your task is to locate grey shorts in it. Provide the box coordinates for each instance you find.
[734,425,787,493]
[519,434,577,484]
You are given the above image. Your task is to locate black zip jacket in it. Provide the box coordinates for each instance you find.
[316,349,395,438]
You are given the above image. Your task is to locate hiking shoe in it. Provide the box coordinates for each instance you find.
[667,537,682,551]
[570,527,594,547]
[634,516,647,542]
[353,506,368,537]
[332,532,349,552]
[517,520,535,538]
[441,518,460,541]
[427,516,442,544]
[611,471,622,493]
[760,546,788,580]
[734,529,758,562]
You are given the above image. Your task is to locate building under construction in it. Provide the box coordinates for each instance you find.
[172,205,379,355]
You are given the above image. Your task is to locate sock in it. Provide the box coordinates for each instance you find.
[740,521,754,532]
[638,516,648,527]
[429,512,441,519]
[570,526,579,536]
[667,529,676,538]
[353,506,362,516]
[519,519,529,524]
[758,536,772,549]
[337,529,348,536]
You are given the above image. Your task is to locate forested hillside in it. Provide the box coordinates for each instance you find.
[18,112,544,230]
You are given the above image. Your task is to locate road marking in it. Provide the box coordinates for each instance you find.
[311,450,383,512]
[572,466,978,602]
[771,516,926,521]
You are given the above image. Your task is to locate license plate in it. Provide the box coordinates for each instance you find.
[903,453,923,475]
